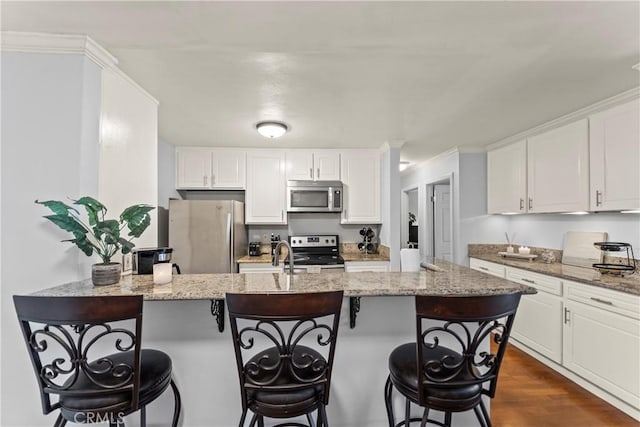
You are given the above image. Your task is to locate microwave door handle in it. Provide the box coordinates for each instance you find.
[226,212,232,273]
[328,189,333,210]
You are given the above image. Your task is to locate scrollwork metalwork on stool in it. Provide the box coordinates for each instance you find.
[210,299,225,333]
[349,296,361,329]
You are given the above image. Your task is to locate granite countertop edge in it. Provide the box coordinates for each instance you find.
[29,259,535,300]
[469,252,639,296]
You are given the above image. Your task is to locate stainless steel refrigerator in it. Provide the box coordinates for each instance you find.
[169,200,247,274]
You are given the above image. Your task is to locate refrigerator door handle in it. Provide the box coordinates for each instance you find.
[226,212,232,272]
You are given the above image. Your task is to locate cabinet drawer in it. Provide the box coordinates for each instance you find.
[565,280,639,320]
[344,261,389,272]
[506,267,562,296]
[239,264,283,274]
[469,258,505,278]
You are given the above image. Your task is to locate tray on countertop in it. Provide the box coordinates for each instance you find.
[498,252,538,261]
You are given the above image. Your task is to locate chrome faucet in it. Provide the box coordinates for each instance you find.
[272,240,294,274]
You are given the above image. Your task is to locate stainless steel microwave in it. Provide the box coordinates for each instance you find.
[287,180,343,213]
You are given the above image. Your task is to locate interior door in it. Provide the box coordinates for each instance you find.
[433,184,451,261]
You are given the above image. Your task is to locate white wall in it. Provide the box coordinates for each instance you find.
[1,51,102,427]
[99,68,159,249]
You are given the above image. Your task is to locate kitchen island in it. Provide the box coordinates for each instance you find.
[28,259,534,427]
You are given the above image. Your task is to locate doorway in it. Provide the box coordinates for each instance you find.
[401,187,419,249]
[425,176,453,262]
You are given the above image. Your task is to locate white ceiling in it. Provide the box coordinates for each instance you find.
[3,1,639,164]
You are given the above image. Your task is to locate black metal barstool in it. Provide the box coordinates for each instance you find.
[227,291,343,427]
[384,293,521,427]
[14,295,181,427]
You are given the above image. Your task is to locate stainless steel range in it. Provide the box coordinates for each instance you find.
[288,234,345,273]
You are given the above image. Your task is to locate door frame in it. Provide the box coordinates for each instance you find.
[424,173,454,261]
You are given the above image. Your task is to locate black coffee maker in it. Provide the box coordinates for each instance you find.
[132,247,173,275]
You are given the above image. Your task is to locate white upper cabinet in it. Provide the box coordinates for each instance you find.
[176,147,213,189]
[589,99,640,211]
[487,139,527,214]
[527,119,589,213]
[176,147,245,189]
[245,150,287,224]
[211,148,246,189]
[340,149,381,224]
[286,150,340,181]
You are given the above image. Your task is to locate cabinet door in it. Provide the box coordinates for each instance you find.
[314,150,341,181]
[511,290,563,363]
[487,140,527,214]
[286,150,314,181]
[176,148,212,189]
[563,300,640,409]
[589,99,640,211]
[246,150,287,224]
[527,119,589,213]
[212,149,245,189]
[341,150,381,224]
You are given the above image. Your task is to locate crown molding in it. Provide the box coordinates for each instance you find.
[487,86,640,151]
[380,140,406,151]
[1,32,118,69]
[633,63,640,71]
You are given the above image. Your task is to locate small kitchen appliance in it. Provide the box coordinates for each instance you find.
[248,242,262,256]
[132,247,173,275]
[592,242,636,276]
[286,180,343,213]
[288,234,344,273]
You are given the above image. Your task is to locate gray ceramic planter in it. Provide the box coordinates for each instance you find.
[91,263,121,286]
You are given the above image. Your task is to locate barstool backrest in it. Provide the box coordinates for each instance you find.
[414,293,521,403]
[227,291,343,407]
[14,295,143,415]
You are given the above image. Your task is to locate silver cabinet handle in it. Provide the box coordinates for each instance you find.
[528,198,533,210]
[564,307,571,324]
[281,210,284,221]
[211,174,215,186]
[522,278,536,284]
[310,168,313,179]
[204,175,208,186]
[520,198,524,211]
[479,266,489,271]
[590,297,613,305]
[596,190,602,207]
[317,168,320,179]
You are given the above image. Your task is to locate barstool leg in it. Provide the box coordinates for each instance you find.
[479,399,491,427]
[318,404,329,427]
[420,408,429,427]
[258,415,265,427]
[53,413,67,427]
[306,412,315,427]
[239,409,247,427]
[404,398,411,427]
[473,406,488,427]
[140,405,146,427]
[443,412,452,427]
[384,376,395,427]
[170,379,182,427]
[248,413,259,427]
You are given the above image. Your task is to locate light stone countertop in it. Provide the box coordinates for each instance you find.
[469,244,640,296]
[30,258,534,301]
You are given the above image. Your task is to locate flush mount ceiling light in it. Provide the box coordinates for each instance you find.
[256,121,288,139]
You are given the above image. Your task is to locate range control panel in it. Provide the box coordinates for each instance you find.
[289,235,339,248]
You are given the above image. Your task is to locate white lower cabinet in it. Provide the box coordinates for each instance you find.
[563,281,640,409]
[470,257,639,415]
[506,267,563,364]
[344,261,389,272]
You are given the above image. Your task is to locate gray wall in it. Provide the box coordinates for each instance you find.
[1,52,102,426]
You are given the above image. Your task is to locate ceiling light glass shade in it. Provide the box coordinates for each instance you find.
[256,121,288,138]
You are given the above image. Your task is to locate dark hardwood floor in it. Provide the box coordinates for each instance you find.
[492,343,638,427]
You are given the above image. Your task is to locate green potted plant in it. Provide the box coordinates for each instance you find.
[36,196,154,286]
